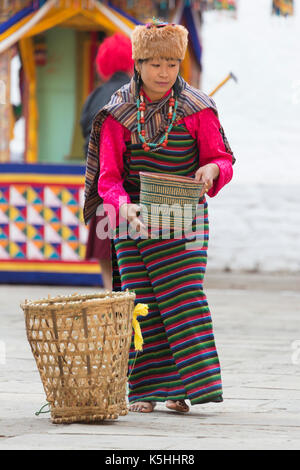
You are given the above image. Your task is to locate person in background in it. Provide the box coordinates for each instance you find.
[80,33,134,290]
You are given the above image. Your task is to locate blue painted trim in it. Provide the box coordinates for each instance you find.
[0,163,85,175]
[0,271,103,286]
[0,5,34,34]
[183,6,202,67]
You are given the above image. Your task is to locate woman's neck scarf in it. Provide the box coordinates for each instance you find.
[83,75,234,225]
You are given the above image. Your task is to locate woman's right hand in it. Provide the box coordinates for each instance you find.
[120,203,148,237]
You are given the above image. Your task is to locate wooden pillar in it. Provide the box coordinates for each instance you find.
[19,37,39,163]
[0,48,12,162]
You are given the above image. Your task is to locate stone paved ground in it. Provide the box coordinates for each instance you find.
[0,272,299,450]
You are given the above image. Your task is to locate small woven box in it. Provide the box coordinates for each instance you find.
[21,290,135,424]
[139,171,204,229]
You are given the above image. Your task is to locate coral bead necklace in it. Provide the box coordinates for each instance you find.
[136,89,178,152]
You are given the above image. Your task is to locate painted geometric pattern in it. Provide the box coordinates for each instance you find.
[0,184,88,261]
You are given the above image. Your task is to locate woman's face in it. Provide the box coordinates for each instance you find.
[135,58,180,101]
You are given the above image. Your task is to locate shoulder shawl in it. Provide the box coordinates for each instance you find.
[83,76,235,224]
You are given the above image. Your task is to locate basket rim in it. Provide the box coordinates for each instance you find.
[139,171,204,186]
[20,290,136,310]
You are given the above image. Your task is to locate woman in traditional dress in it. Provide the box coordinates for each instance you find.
[84,20,235,413]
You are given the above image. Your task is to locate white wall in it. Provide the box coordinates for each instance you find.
[201,0,300,272]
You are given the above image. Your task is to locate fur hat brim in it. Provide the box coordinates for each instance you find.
[131,23,188,61]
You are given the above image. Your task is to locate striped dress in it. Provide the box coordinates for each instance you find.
[113,122,223,405]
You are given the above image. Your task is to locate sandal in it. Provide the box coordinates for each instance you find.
[129,401,156,413]
[165,399,189,413]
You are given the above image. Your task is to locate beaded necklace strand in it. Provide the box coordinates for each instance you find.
[136,89,178,152]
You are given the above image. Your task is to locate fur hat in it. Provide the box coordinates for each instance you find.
[96,33,134,80]
[131,21,188,61]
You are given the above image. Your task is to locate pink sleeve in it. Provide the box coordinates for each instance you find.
[98,115,131,228]
[183,108,233,197]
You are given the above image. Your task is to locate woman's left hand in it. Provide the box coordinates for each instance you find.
[195,163,220,197]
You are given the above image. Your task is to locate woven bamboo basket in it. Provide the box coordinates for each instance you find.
[21,290,136,424]
[139,172,204,229]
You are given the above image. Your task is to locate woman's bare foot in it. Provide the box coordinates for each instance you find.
[165,400,189,413]
[129,401,156,413]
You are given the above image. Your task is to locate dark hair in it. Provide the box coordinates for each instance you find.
[133,63,143,97]
[173,75,182,98]
[133,59,182,99]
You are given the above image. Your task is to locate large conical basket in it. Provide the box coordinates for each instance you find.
[21,290,136,424]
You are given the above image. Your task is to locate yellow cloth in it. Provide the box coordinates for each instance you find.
[132,303,149,351]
